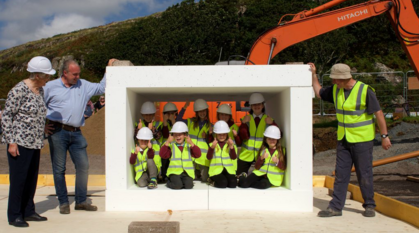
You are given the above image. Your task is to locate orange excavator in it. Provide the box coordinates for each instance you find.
[245,0,419,79]
[158,0,419,123]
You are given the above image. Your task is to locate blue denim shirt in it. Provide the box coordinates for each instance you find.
[43,75,106,127]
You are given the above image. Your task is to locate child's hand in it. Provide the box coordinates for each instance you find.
[209,124,213,134]
[272,156,279,164]
[227,138,234,148]
[201,131,206,138]
[232,129,237,137]
[183,101,190,109]
[135,144,141,154]
[261,151,269,160]
[148,120,154,130]
[265,115,273,125]
[211,138,218,149]
[147,141,152,149]
[137,120,143,129]
[166,135,174,145]
[242,115,251,123]
[186,135,194,146]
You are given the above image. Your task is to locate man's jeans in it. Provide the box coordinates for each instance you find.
[48,127,89,205]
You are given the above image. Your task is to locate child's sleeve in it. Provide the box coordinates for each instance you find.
[254,155,264,170]
[238,123,250,141]
[147,148,155,159]
[229,147,237,160]
[160,145,171,159]
[129,150,137,164]
[207,145,214,160]
[190,145,201,158]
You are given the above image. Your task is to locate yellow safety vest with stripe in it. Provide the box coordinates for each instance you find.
[229,124,239,171]
[187,118,210,167]
[132,143,162,182]
[239,114,268,162]
[166,142,195,179]
[252,148,285,187]
[208,142,237,177]
[333,81,375,143]
[135,120,164,145]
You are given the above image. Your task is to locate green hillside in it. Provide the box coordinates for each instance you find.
[0,0,417,99]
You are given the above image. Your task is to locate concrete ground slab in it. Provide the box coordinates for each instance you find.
[0,185,417,233]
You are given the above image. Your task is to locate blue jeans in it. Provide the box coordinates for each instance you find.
[48,127,89,205]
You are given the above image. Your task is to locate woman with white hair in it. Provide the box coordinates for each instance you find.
[2,56,55,227]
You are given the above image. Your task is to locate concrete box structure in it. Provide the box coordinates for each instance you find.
[105,65,313,212]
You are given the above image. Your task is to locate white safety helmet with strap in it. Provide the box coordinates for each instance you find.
[27,56,56,75]
[213,121,230,134]
[141,101,156,114]
[136,127,153,140]
[163,102,178,113]
[217,104,232,115]
[193,99,209,112]
[264,126,281,139]
[170,122,189,133]
[249,93,265,105]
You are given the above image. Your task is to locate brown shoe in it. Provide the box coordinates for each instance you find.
[75,202,97,211]
[60,204,70,214]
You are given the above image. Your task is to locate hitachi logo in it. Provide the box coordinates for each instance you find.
[338,9,368,22]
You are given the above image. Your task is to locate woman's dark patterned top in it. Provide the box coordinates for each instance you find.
[1,81,47,149]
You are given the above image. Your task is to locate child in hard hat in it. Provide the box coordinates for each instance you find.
[160,102,178,183]
[129,127,162,189]
[237,93,278,176]
[176,99,211,183]
[207,121,238,188]
[238,126,286,189]
[160,122,202,189]
[134,101,163,145]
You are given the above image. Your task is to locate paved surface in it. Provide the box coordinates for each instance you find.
[0,185,417,233]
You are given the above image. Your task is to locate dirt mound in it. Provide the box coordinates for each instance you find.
[41,107,105,156]
[313,127,337,153]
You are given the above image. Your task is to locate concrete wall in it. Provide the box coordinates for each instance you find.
[105,65,313,212]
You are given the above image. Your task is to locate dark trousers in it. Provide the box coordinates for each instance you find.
[238,173,271,189]
[236,159,254,175]
[7,145,40,222]
[160,158,170,180]
[167,172,194,189]
[329,139,375,211]
[210,169,237,188]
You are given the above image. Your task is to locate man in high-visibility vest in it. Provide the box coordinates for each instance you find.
[311,63,392,218]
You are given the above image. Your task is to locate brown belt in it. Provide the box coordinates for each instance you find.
[50,121,81,132]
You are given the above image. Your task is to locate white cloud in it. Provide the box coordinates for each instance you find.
[0,0,180,50]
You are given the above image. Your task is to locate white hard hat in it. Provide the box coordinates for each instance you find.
[136,127,153,140]
[217,104,232,115]
[163,102,178,113]
[141,101,156,114]
[193,99,209,112]
[27,56,56,75]
[263,126,281,139]
[213,121,230,134]
[249,93,265,105]
[170,122,188,133]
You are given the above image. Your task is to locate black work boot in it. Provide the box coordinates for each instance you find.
[362,207,376,217]
[317,207,342,217]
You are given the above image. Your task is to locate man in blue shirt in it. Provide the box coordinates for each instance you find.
[44,58,117,214]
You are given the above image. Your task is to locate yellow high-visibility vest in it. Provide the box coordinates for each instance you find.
[166,142,195,179]
[252,148,285,187]
[333,81,375,143]
[239,114,267,162]
[208,142,237,177]
[187,118,210,166]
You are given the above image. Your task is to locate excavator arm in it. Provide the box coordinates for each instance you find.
[246,0,419,78]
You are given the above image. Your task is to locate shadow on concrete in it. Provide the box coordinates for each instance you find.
[313,197,364,214]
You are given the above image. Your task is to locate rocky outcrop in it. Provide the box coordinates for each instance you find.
[374,62,404,84]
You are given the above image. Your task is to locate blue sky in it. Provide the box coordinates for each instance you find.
[0,0,184,51]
